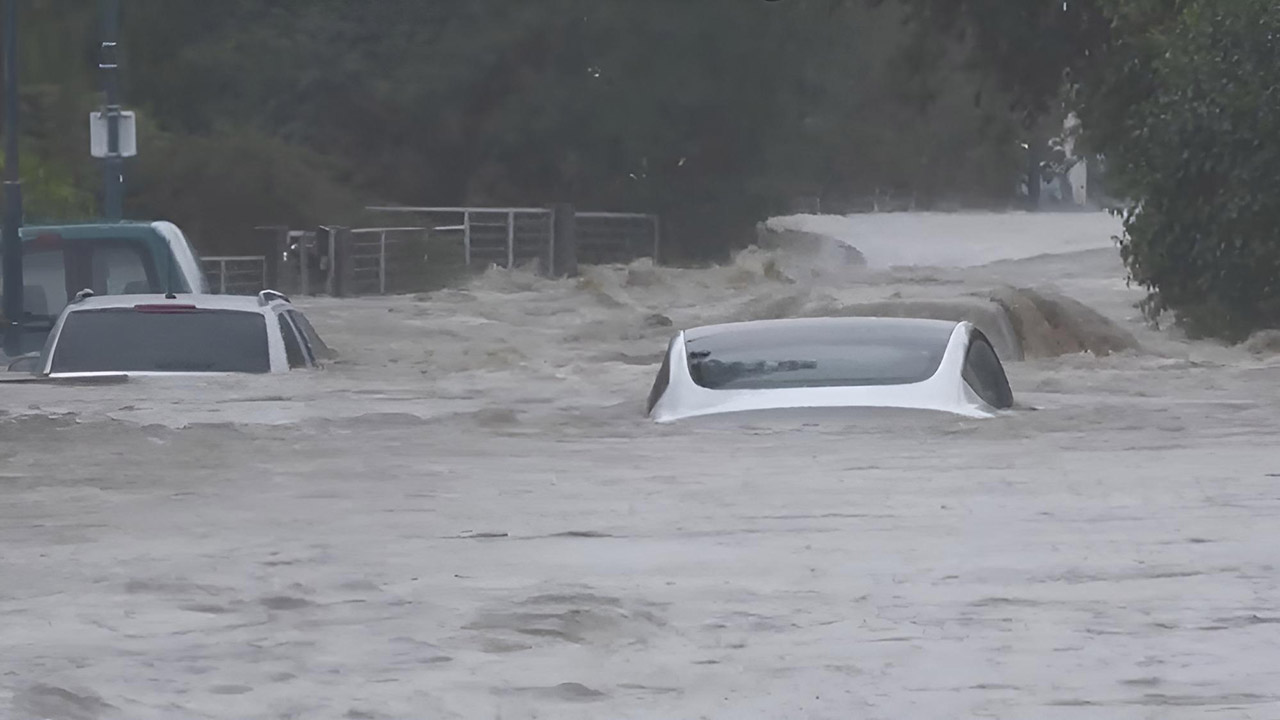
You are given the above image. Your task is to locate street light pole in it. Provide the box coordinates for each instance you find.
[100,0,122,220]
[2,0,24,356]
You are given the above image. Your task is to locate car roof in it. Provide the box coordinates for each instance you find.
[650,317,995,423]
[20,222,165,241]
[64,294,286,313]
[683,316,962,343]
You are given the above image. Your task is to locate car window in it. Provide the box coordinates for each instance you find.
[50,308,270,374]
[646,339,675,415]
[7,250,69,318]
[286,310,333,360]
[962,332,1013,409]
[278,314,308,369]
[91,245,151,295]
[2,239,164,318]
[684,322,951,390]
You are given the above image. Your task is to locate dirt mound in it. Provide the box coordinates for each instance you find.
[803,297,1023,361]
[708,286,1135,363]
[989,286,1142,359]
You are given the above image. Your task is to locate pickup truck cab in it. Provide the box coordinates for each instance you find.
[1,221,208,357]
[28,290,332,378]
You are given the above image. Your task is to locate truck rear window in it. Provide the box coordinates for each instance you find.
[50,308,270,374]
[1,238,165,320]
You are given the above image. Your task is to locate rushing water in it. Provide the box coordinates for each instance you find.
[4,212,1280,720]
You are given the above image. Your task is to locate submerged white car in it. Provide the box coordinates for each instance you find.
[29,291,332,378]
[646,317,1014,422]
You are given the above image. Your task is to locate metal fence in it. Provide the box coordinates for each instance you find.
[203,255,268,295]
[249,226,431,297]
[238,206,662,299]
[367,206,660,270]
[576,212,661,265]
[368,207,554,270]
[348,227,429,295]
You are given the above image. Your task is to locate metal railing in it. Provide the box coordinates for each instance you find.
[348,227,428,295]
[247,206,663,299]
[575,211,661,265]
[203,255,268,295]
[284,229,320,296]
[368,206,555,270]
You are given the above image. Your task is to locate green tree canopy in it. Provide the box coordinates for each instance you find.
[887,0,1280,339]
[1108,0,1280,339]
[8,0,1030,257]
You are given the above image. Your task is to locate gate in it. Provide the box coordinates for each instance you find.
[368,207,555,270]
[203,255,268,295]
[575,212,661,265]
[367,205,660,270]
[347,227,429,295]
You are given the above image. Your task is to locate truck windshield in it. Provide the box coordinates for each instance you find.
[50,308,270,374]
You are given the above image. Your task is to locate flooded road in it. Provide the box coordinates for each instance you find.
[4,212,1280,719]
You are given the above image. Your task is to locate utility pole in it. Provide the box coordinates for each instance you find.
[2,0,23,356]
[100,0,122,220]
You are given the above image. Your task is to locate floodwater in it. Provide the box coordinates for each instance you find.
[4,212,1280,720]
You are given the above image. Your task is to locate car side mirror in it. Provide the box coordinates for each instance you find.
[7,352,40,374]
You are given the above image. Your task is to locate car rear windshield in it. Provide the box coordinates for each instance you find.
[685,321,953,390]
[50,308,270,374]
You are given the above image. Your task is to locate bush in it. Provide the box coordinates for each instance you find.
[1113,0,1280,340]
[126,122,363,256]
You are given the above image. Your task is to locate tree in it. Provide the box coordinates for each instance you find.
[887,0,1280,339]
[9,0,1037,257]
[109,0,1033,257]
[0,1,98,221]
[881,0,1113,124]
[1109,0,1280,339]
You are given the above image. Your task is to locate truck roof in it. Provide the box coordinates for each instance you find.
[20,221,170,241]
[12,221,208,296]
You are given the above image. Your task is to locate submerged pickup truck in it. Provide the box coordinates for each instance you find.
[1,221,208,359]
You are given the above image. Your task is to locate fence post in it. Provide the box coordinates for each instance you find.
[327,226,338,296]
[546,211,555,275]
[379,230,387,295]
[297,232,310,296]
[463,210,472,267]
[651,215,662,266]
[218,259,227,295]
[550,203,578,277]
[314,226,332,295]
[507,210,515,269]
[257,225,287,290]
[332,226,352,298]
